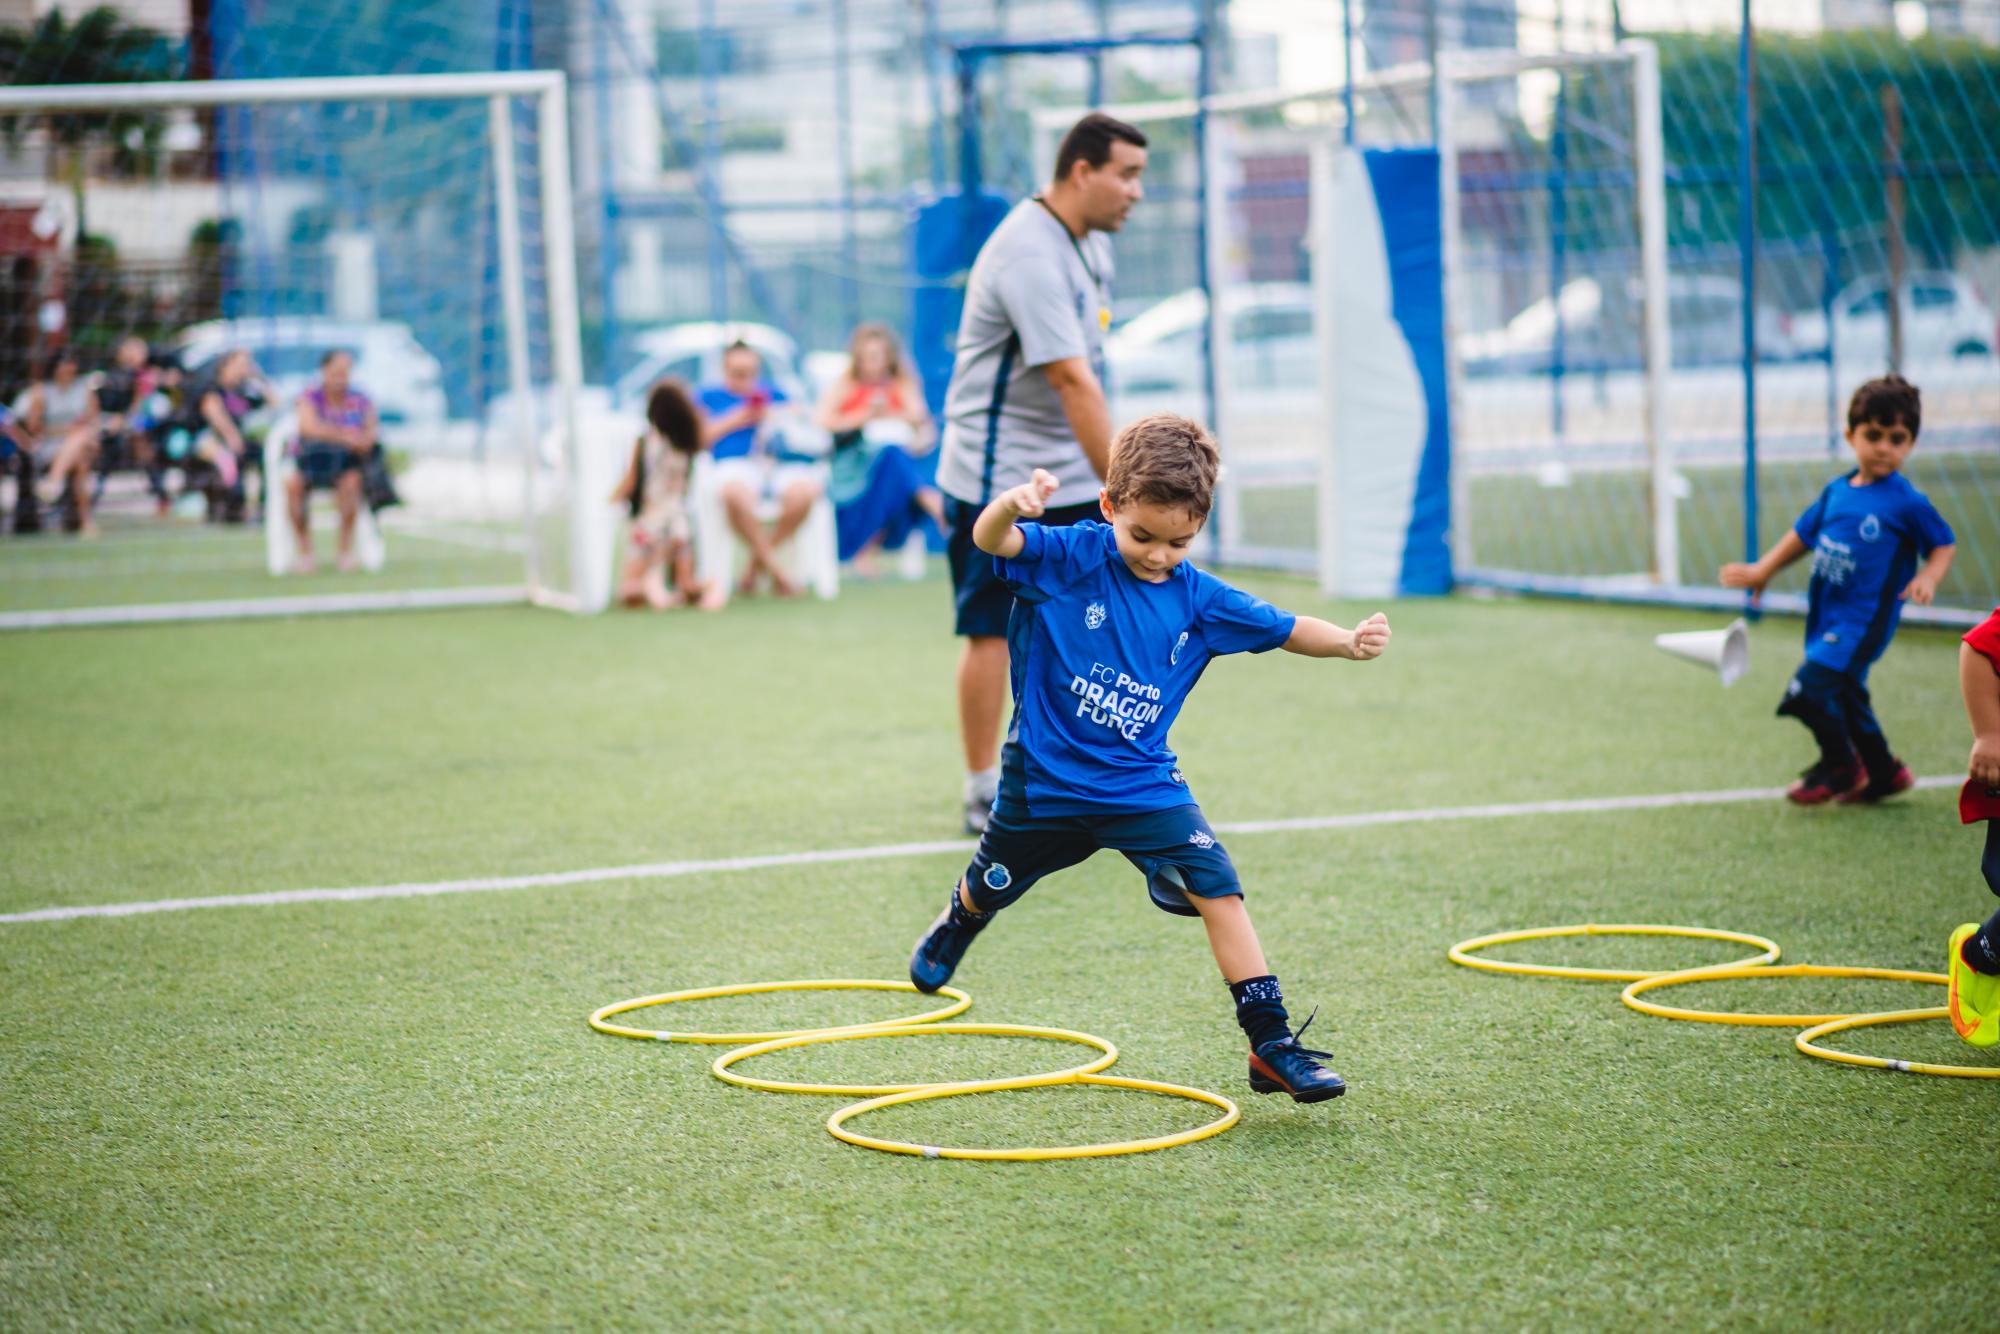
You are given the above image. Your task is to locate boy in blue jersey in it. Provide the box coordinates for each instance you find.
[908,414,1391,1103]
[1721,376,1956,804]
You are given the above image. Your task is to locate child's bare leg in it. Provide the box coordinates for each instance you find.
[667,538,705,606]
[1186,891,1269,983]
[1183,881,1341,1097]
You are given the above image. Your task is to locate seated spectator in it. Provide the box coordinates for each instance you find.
[699,340,825,600]
[14,351,101,537]
[181,348,264,523]
[94,336,169,514]
[815,323,944,577]
[289,349,376,573]
[610,379,709,610]
[0,402,37,533]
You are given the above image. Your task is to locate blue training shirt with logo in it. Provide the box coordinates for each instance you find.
[1792,469,1954,676]
[995,519,1296,818]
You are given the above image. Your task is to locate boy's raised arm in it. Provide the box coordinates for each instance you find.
[1904,543,1955,606]
[972,467,1062,559]
[1720,531,1810,602]
[1283,611,1390,661]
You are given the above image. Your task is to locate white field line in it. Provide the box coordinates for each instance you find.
[0,775,1959,927]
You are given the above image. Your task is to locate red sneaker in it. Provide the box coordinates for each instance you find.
[1961,778,2000,824]
[1838,762,1916,804]
[1786,764,1866,805]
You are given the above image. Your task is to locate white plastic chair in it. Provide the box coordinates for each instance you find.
[691,406,838,600]
[858,419,932,582]
[265,413,385,576]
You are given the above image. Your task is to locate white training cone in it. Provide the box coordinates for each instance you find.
[1654,618,1750,687]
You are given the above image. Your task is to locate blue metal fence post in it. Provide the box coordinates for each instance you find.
[923,0,947,191]
[1819,198,1838,452]
[833,0,859,333]
[1738,0,1760,581]
[592,9,620,380]
[697,0,727,320]
[1089,0,1110,105]
[1550,69,1567,444]
[1195,11,1220,556]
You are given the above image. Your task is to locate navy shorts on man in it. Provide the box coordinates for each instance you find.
[964,799,1241,918]
[944,494,1098,637]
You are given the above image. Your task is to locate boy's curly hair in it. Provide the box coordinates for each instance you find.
[1847,374,1921,437]
[1103,413,1220,521]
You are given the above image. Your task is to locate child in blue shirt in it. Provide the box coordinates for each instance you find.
[908,413,1391,1104]
[1721,375,1956,804]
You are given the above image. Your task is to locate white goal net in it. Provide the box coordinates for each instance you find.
[0,71,594,629]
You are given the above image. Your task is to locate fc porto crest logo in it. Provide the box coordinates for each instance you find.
[1859,514,1882,542]
[1171,631,1188,665]
[1085,601,1107,630]
[984,863,1012,892]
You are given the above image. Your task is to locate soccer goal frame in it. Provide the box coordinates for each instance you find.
[0,70,593,629]
[1038,41,1673,596]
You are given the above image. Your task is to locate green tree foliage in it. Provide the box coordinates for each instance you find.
[1637,30,2000,261]
[0,6,182,234]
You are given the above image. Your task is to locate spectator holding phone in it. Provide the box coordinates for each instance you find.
[697,340,824,601]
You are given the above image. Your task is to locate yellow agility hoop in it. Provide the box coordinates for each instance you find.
[1795,1007,2000,1078]
[1620,962,1945,1026]
[827,1072,1240,1161]
[712,1022,1118,1097]
[1448,923,1780,982]
[588,978,971,1043]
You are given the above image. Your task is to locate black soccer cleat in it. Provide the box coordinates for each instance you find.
[909,890,988,994]
[1247,1012,1346,1103]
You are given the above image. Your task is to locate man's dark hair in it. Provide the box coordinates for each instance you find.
[1053,112,1147,184]
[1847,374,1921,437]
[722,339,759,362]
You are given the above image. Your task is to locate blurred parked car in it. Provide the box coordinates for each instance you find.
[1783,272,1996,366]
[611,321,811,410]
[173,318,447,446]
[1457,275,1792,376]
[481,322,814,457]
[1105,284,1316,399]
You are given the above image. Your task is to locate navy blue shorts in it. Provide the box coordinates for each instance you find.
[944,494,1099,638]
[962,802,1241,918]
[295,442,360,488]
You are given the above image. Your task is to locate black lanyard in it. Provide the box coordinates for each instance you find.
[1033,195,1101,292]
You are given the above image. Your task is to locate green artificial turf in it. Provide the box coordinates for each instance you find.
[1235,452,2000,613]
[1,576,1992,1330]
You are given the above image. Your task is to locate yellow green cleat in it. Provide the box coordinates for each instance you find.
[1947,923,2000,1048]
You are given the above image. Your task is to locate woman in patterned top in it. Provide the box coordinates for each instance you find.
[814,323,943,577]
[288,349,377,573]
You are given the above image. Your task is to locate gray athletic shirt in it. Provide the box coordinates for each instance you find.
[935,198,1113,508]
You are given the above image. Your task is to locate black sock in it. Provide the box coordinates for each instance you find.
[1965,907,2000,976]
[949,885,988,926]
[1230,974,1291,1051]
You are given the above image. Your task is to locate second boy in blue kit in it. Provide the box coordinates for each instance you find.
[909,414,1391,1104]
[1722,375,1956,804]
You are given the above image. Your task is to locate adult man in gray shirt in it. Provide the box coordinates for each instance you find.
[936,112,1148,833]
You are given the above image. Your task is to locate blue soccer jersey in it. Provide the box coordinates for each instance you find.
[1793,470,1954,675]
[994,520,1296,817]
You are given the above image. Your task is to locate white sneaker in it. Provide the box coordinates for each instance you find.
[963,796,992,836]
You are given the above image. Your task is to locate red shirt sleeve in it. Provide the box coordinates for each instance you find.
[1965,609,2000,672]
